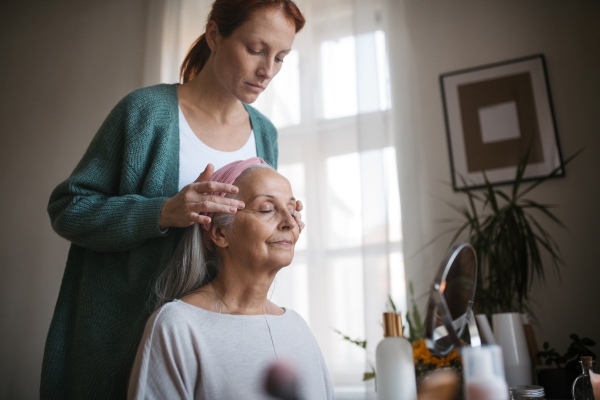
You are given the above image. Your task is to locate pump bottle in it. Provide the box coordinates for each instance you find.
[375,312,417,400]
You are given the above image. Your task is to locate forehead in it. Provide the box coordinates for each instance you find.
[238,168,293,202]
[233,7,296,43]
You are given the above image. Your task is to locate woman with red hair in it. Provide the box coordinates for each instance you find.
[42,1,306,399]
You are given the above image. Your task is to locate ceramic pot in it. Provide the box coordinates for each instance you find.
[492,312,532,387]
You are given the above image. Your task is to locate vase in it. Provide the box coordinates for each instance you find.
[492,312,532,387]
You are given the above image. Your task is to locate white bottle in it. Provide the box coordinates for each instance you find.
[463,345,509,400]
[376,312,417,400]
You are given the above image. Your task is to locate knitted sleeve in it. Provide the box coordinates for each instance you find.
[48,89,173,253]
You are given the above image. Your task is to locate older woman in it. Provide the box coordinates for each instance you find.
[128,158,334,400]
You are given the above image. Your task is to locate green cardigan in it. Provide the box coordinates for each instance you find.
[42,84,278,400]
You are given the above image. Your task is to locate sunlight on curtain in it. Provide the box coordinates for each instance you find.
[157,0,405,398]
[321,36,358,119]
[320,31,391,120]
[261,1,404,398]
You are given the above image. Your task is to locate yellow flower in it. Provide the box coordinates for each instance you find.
[412,339,462,368]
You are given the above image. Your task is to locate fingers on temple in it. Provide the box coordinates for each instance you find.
[191,181,239,194]
[200,195,243,208]
[197,201,239,215]
[294,211,305,232]
[192,213,211,225]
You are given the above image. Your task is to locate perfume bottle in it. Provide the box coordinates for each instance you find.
[572,356,594,400]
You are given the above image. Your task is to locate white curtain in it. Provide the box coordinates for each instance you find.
[148,1,406,398]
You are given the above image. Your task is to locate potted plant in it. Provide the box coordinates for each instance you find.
[438,150,580,386]
[444,150,580,318]
[536,334,597,399]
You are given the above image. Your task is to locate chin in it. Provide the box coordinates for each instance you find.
[272,256,294,269]
[239,93,260,104]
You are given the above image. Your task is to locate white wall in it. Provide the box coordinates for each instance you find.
[0,0,148,398]
[388,0,600,356]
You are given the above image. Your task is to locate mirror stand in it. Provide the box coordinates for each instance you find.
[424,243,481,357]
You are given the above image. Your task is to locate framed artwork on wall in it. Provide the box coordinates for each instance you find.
[440,54,564,190]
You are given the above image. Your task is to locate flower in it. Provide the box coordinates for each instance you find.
[412,339,462,369]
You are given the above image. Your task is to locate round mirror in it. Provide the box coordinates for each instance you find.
[424,243,479,357]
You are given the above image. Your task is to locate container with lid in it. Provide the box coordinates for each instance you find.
[509,385,546,399]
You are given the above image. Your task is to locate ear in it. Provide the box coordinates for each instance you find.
[210,225,229,249]
[205,20,219,52]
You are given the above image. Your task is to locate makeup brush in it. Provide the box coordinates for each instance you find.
[265,360,300,400]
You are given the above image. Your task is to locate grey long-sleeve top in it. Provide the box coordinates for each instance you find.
[128,300,335,400]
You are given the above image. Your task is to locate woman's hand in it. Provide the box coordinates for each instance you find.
[159,164,245,229]
[294,200,305,233]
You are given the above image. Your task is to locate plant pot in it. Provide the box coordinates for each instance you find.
[492,312,532,386]
[537,368,579,399]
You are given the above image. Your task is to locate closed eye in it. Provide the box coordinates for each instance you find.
[247,47,260,55]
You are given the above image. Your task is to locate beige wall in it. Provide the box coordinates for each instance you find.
[0,0,148,398]
[388,0,600,357]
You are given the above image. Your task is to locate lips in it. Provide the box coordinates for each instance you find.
[245,82,264,93]
[269,239,293,246]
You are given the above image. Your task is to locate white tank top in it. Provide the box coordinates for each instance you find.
[178,106,257,191]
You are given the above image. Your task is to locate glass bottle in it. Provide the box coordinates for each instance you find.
[572,356,594,400]
[509,385,546,399]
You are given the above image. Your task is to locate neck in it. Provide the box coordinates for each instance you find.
[208,262,278,315]
[178,58,244,125]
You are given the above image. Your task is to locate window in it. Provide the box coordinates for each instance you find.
[256,5,405,398]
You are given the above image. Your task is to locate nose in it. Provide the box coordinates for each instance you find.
[257,58,275,80]
[278,209,296,231]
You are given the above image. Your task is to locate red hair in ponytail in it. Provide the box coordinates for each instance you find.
[180,0,305,83]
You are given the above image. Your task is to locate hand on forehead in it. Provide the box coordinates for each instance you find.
[235,168,295,208]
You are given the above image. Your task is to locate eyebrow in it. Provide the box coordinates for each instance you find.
[251,194,296,202]
[255,38,292,54]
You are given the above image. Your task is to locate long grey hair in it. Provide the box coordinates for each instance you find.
[153,163,272,311]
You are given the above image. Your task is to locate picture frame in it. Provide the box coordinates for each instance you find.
[440,54,564,190]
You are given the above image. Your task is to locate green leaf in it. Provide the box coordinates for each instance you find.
[512,144,532,200]
[517,148,584,199]
[388,295,397,313]
[363,372,376,381]
[333,329,367,349]
[520,199,566,229]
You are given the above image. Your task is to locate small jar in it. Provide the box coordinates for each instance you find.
[510,385,546,400]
